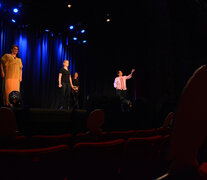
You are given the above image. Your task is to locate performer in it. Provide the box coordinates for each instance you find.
[114,69,135,98]
[58,60,74,110]
[1,45,23,106]
[72,72,80,109]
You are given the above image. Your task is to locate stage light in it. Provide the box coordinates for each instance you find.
[45,29,49,32]
[69,25,74,30]
[81,29,85,33]
[13,8,19,13]
[73,37,77,40]
[11,19,16,23]
[82,40,87,43]
[106,18,110,22]
[68,4,72,8]
[0,2,2,8]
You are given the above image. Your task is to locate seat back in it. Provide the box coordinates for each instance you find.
[30,133,73,148]
[72,138,125,180]
[135,128,158,137]
[121,135,163,180]
[0,144,71,180]
[0,107,17,138]
[75,131,108,142]
[107,130,135,140]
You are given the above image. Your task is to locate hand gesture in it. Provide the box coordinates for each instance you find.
[1,72,5,78]
[131,69,135,73]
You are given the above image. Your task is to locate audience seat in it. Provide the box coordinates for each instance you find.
[71,138,125,180]
[75,131,108,142]
[107,130,135,140]
[198,162,207,180]
[29,133,74,148]
[0,144,71,180]
[120,135,163,180]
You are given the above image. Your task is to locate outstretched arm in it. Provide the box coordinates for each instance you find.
[126,69,135,79]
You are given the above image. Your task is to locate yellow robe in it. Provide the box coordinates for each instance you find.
[1,54,23,105]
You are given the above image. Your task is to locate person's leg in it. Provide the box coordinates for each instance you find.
[60,83,66,109]
[65,84,71,109]
[116,89,121,97]
[74,92,79,109]
[121,90,127,99]
[5,79,20,106]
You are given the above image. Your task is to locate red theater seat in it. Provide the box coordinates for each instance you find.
[120,135,163,180]
[0,144,71,180]
[71,138,125,180]
[30,133,73,148]
[0,107,18,137]
[75,131,108,142]
[107,130,135,140]
[135,128,158,137]
[198,162,207,180]
[157,134,171,176]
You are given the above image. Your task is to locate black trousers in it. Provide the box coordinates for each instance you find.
[72,90,79,109]
[116,89,127,98]
[60,83,71,109]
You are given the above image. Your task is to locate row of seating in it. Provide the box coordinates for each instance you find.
[0,135,170,180]
[0,127,171,149]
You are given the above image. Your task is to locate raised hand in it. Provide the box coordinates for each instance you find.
[131,69,135,73]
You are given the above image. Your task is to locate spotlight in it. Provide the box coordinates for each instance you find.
[68,4,72,8]
[45,29,49,32]
[13,8,19,13]
[106,18,110,22]
[69,25,74,30]
[73,37,77,40]
[82,40,87,43]
[0,2,2,8]
[11,19,16,23]
[81,29,85,33]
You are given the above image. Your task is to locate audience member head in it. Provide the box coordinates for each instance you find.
[86,109,104,134]
[157,65,207,179]
[9,91,23,108]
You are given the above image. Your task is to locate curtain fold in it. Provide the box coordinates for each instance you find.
[0,19,77,108]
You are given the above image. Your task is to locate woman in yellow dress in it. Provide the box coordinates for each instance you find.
[1,45,23,106]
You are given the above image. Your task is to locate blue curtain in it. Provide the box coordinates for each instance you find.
[0,19,79,108]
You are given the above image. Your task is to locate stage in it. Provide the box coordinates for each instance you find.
[14,105,154,136]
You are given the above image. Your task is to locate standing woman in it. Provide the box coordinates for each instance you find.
[1,45,23,106]
[72,72,80,109]
[58,60,74,110]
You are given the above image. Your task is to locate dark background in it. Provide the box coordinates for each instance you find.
[1,0,207,128]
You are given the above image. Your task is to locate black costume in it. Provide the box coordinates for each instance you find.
[59,68,71,109]
[72,78,80,109]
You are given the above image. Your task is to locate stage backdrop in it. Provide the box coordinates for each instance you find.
[0,19,86,108]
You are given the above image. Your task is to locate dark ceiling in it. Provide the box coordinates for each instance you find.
[3,0,142,33]
[3,0,203,48]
